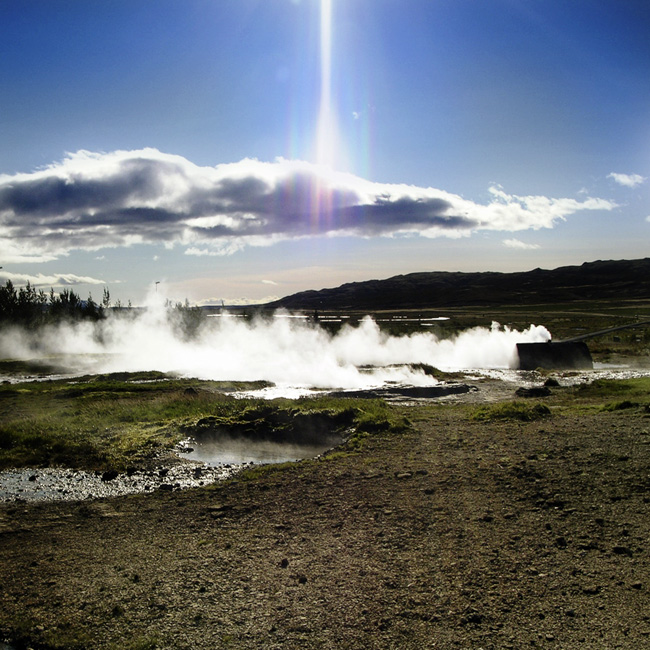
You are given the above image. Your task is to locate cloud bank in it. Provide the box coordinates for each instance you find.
[0,271,105,288]
[0,149,616,262]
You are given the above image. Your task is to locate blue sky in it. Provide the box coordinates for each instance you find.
[0,0,648,306]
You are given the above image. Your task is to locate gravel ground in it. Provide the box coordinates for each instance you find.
[1,381,649,649]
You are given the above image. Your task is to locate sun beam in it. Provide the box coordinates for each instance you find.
[315,0,336,167]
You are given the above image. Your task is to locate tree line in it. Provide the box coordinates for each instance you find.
[0,281,111,327]
[0,281,205,336]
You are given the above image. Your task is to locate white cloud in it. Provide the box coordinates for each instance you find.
[0,271,105,287]
[262,279,279,285]
[608,172,646,188]
[502,238,541,250]
[0,148,618,262]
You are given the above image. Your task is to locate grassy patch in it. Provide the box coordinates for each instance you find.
[472,401,551,422]
[0,374,408,471]
[407,362,466,382]
[0,358,64,376]
[599,400,639,412]
[560,377,650,413]
[573,377,650,400]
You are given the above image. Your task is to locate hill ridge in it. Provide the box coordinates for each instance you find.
[265,258,650,310]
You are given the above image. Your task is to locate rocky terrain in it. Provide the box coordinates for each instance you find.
[1,378,649,649]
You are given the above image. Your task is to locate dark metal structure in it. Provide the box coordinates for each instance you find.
[516,319,650,371]
[516,341,593,370]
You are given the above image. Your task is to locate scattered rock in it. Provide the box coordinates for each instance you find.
[515,386,552,398]
[613,545,633,557]
[460,609,484,625]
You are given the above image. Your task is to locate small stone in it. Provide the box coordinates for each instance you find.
[613,545,633,556]
[460,611,484,625]
[279,558,289,568]
[515,386,551,398]
[631,581,643,590]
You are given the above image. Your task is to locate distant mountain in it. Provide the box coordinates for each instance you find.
[265,258,650,310]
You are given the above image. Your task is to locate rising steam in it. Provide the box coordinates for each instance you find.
[0,294,550,391]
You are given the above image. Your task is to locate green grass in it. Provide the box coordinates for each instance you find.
[599,400,639,412]
[572,376,650,400]
[0,374,409,471]
[472,401,551,422]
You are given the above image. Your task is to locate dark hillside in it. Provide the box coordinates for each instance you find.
[266,258,650,310]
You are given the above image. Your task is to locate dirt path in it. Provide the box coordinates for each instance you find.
[1,397,649,649]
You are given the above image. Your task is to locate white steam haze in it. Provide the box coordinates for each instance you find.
[0,293,550,391]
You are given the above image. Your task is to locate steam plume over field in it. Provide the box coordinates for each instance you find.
[0,295,550,390]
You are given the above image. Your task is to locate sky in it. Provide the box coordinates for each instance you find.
[0,0,648,307]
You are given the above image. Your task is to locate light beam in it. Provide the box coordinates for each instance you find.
[315,0,336,167]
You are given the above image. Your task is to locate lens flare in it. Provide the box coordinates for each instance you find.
[315,0,335,167]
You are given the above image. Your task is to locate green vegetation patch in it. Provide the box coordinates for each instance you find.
[472,401,551,422]
[599,400,639,412]
[0,374,408,472]
[407,363,466,381]
[0,358,65,377]
[573,377,650,400]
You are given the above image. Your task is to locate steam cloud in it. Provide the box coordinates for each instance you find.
[0,297,550,391]
[0,149,616,262]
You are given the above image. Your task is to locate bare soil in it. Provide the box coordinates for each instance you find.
[1,388,649,649]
